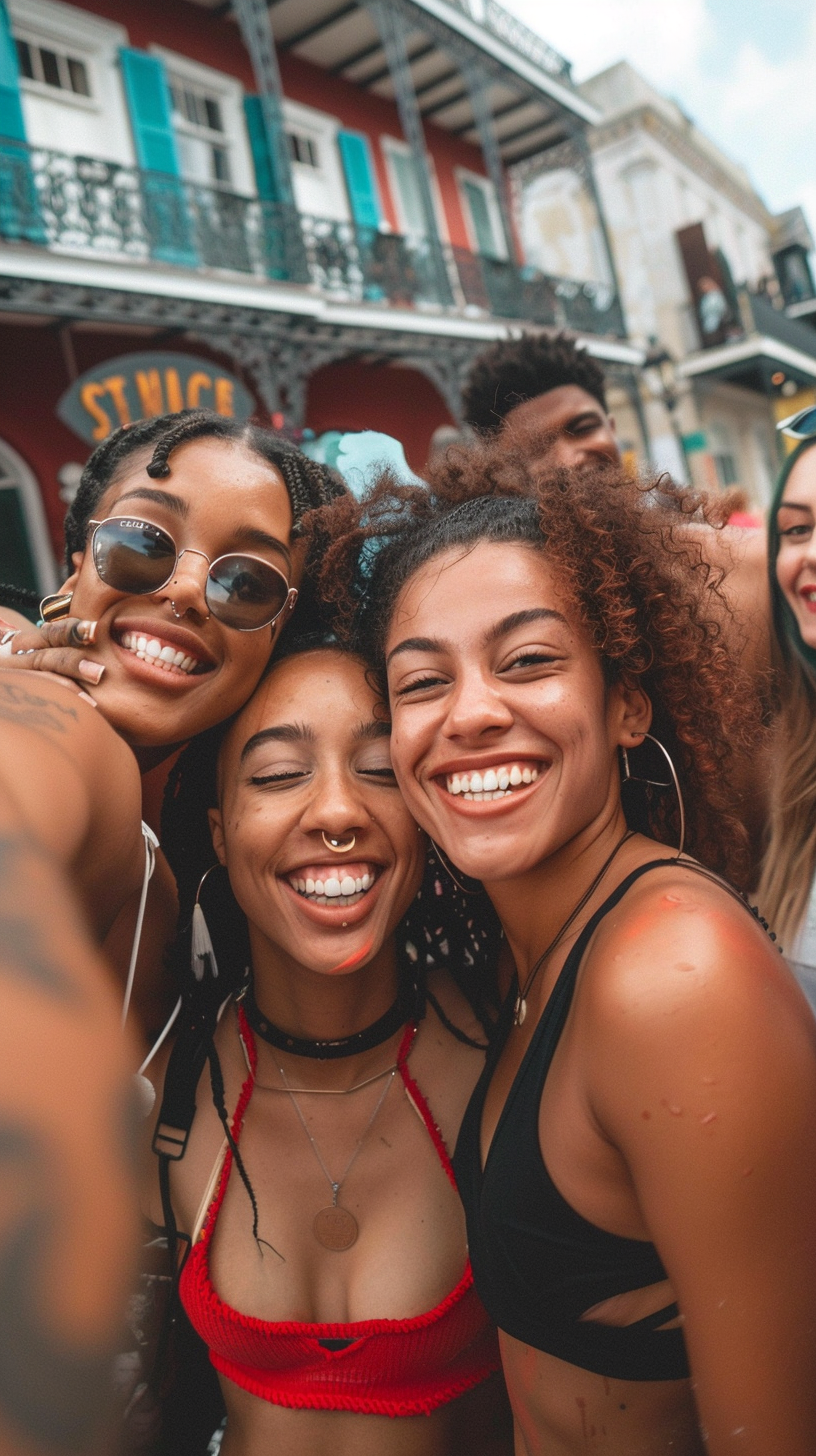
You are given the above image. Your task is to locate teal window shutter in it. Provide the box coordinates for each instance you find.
[244,95,278,201]
[120,48,180,175]
[463,178,499,259]
[0,0,25,140]
[243,94,290,279]
[337,130,381,231]
[0,1,44,243]
[119,48,197,268]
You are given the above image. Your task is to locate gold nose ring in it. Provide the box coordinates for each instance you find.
[322,832,356,853]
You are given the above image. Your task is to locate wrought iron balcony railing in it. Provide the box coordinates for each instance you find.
[0,139,624,337]
[443,0,573,83]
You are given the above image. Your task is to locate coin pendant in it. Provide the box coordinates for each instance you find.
[514,996,527,1026]
[313,1205,358,1251]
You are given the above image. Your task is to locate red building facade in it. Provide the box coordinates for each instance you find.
[0,0,635,595]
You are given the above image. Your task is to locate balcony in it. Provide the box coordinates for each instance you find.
[0,139,625,338]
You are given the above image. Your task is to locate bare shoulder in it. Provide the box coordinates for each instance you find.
[0,669,134,776]
[586,862,796,1024]
[581,862,816,1124]
[0,671,143,917]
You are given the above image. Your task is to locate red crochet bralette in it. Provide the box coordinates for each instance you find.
[178,1008,500,1416]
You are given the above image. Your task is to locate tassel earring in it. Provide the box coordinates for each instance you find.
[192,865,221,982]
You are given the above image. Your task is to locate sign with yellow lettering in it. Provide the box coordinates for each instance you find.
[57,352,255,445]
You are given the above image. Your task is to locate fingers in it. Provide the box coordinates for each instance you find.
[0,619,106,690]
[0,644,105,687]
[31,618,98,650]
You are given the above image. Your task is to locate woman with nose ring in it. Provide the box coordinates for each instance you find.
[0,410,343,1032]
[141,619,510,1456]
[310,440,816,1456]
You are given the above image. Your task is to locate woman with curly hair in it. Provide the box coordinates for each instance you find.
[310,440,816,1456]
[756,432,816,1007]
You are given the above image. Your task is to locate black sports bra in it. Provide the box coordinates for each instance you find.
[453,860,716,1383]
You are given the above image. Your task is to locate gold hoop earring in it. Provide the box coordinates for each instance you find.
[620,732,685,857]
[39,591,73,624]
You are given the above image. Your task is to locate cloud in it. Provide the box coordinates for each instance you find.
[691,10,816,229]
[503,0,711,87]
[504,0,816,240]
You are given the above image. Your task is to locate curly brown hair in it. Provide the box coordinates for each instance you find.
[307,438,765,889]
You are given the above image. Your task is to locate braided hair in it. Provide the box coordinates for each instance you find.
[63,409,345,567]
[0,411,345,619]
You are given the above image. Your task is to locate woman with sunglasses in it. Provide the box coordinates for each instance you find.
[313,443,816,1456]
[0,410,342,1030]
[756,414,816,1010]
[140,620,509,1456]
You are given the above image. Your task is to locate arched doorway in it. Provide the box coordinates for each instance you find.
[0,440,58,596]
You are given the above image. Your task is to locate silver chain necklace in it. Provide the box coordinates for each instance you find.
[278,1061,396,1251]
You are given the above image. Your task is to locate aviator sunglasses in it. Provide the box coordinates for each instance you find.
[777,406,816,440]
[86,516,297,631]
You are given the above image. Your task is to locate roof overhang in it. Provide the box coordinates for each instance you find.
[678,334,816,390]
[787,297,816,323]
[189,0,595,166]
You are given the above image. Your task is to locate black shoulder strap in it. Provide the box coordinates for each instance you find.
[152,1008,213,1162]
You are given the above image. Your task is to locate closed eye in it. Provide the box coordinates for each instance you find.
[393,674,449,697]
[502,651,561,671]
[249,769,310,786]
[358,766,397,781]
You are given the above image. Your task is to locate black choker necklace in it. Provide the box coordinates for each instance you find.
[242,974,421,1060]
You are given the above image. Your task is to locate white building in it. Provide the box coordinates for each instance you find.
[520,60,816,506]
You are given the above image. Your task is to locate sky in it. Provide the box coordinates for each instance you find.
[504,0,816,243]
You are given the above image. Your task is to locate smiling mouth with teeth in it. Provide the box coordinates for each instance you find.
[287,864,378,907]
[445,763,540,801]
[118,631,206,675]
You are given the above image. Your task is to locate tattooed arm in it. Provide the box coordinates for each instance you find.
[0,791,138,1454]
[0,672,144,940]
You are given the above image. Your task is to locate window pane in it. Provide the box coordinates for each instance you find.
[306,138,318,167]
[15,39,34,80]
[67,57,89,96]
[204,97,223,133]
[212,146,231,184]
[40,48,62,88]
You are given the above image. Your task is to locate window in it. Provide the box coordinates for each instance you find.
[457,171,506,260]
[15,36,90,96]
[287,131,319,168]
[0,439,57,597]
[168,74,232,186]
[708,422,739,488]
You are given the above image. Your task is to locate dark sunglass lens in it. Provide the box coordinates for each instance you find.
[93,520,176,594]
[794,407,816,436]
[206,556,288,630]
